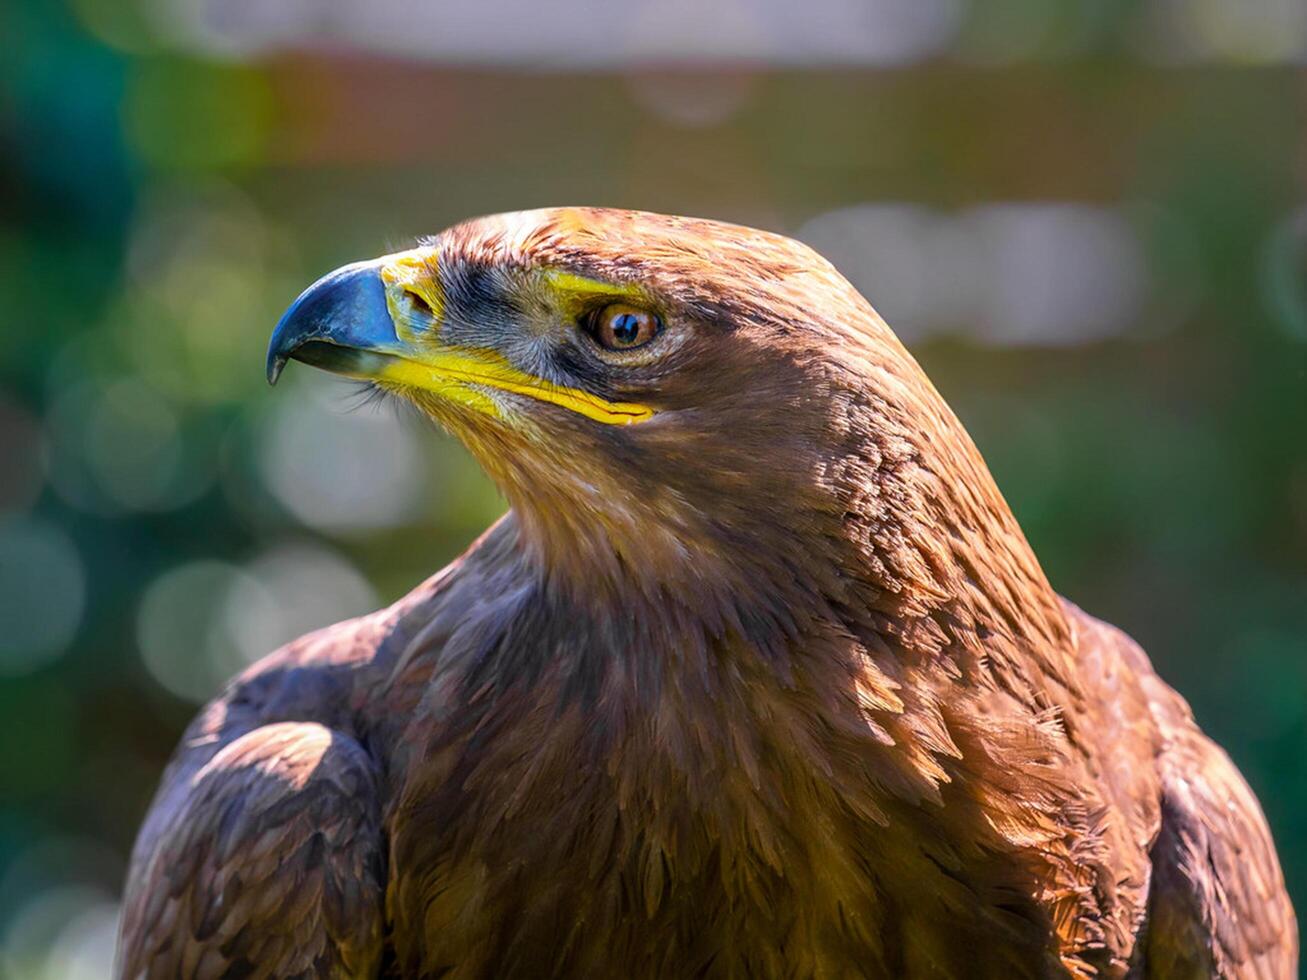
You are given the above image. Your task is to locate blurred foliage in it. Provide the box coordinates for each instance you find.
[1,0,1305,974]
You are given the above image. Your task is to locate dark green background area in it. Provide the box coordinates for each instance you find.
[1,1,1304,973]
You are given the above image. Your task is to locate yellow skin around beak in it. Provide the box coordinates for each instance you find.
[370,351,655,425]
[268,249,655,426]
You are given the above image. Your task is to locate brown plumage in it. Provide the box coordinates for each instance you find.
[117,208,1295,978]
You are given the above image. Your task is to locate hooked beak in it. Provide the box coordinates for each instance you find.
[266,260,398,386]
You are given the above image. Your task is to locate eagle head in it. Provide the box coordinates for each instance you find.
[267,207,1048,636]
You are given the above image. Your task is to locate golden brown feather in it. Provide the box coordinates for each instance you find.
[118,208,1295,978]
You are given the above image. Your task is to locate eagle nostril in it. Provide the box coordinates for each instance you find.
[404,289,434,316]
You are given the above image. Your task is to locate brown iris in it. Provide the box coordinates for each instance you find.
[586,304,662,351]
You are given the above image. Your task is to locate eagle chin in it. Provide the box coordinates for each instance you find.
[118,208,1295,979]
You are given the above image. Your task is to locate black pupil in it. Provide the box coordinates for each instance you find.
[610,312,642,346]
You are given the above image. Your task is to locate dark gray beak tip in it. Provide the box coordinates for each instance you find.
[266,353,287,386]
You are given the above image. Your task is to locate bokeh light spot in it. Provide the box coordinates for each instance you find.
[799,204,974,341]
[1261,206,1307,342]
[0,885,118,980]
[136,542,378,703]
[259,380,427,535]
[116,180,290,406]
[963,203,1146,346]
[1138,0,1307,64]
[228,541,379,663]
[799,202,1145,346]
[43,377,215,514]
[0,517,86,675]
[136,560,273,703]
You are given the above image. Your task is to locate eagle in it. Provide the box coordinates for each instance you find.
[117,208,1295,978]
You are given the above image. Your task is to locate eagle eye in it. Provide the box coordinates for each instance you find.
[583,304,662,352]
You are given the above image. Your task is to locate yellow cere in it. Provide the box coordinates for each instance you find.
[379,250,445,341]
[377,348,655,426]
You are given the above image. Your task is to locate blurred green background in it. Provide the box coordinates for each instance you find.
[2,0,1305,974]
